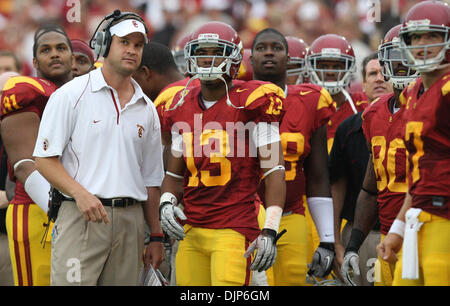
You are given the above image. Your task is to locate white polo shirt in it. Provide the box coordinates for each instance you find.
[33,68,164,201]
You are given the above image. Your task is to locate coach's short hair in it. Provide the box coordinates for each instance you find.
[361,52,379,81]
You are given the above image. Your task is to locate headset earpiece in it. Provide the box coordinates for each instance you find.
[93,31,107,58]
[90,10,149,59]
[100,21,113,58]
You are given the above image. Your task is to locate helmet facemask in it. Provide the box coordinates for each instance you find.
[185,34,242,81]
[399,21,450,73]
[379,38,418,90]
[308,48,355,95]
[172,49,187,75]
[169,34,243,110]
[287,57,308,85]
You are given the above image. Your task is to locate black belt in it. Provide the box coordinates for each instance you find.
[63,197,139,207]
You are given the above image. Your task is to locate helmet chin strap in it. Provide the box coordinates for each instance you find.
[217,74,244,109]
[167,74,200,110]
[341,88,357,114]
[294,73,303,85]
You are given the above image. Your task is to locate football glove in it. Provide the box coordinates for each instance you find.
[341,251,360,286]
[244,228,286,272]
[159,202,186,240]
[308,242,335,278]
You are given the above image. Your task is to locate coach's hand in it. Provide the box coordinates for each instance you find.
[144,241,165,270]
[74,190,109,224]
[159,202,186,240]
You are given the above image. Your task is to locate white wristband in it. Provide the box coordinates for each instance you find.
[24,170,50,213]
[263,205,283,233]
[13,159,35,172]
[263,165,285,178]
[160,192,178,206]
[166,171,184,180]
[307,197,334,243]
[388,219,405,238]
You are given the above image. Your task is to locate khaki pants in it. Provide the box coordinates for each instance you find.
[341,221,380,286]
[0,233,13,285]
[51,201,145,286]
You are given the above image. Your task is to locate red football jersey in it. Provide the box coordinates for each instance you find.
[327,91,368,153]
[258,84,335,215]
[154,78,243,132]
[154,77,201,132]
[399,73,450,219]
[0,76,57,205]
[164,80,285,241]
[362,92,407,234]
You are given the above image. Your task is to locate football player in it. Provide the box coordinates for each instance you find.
[159,21,286,286]
[377,0,450,286]
[341,24,418,286]
[236,49,253,81]
[133,42,185,107]
[331,51,394,285]
[307,34,369,154]
[251,28,336,285]
[0,24,73,285]
[172,32,191,76]
[304,34,369,271]
[70,39,94,77]
[285,36,309,85]
[0,70,19,286]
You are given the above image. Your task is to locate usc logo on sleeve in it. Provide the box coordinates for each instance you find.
[137,124,145,138]
[43,138,49,151]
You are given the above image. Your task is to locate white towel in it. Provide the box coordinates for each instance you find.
[402,208,423,279]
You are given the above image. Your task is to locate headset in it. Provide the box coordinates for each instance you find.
[89,9,149,59]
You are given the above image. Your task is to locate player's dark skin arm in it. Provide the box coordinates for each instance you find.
[352,155,378,237]
[160,149,186,202]
[328,127,348,255]
[331,176,347,257]
[305,125,342,279]
[143,186,165,269]
[1,112,40,185]
[161,131,172,171]
[304,125,331,197]
[260,141,286,212]
[328,126,348,277]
